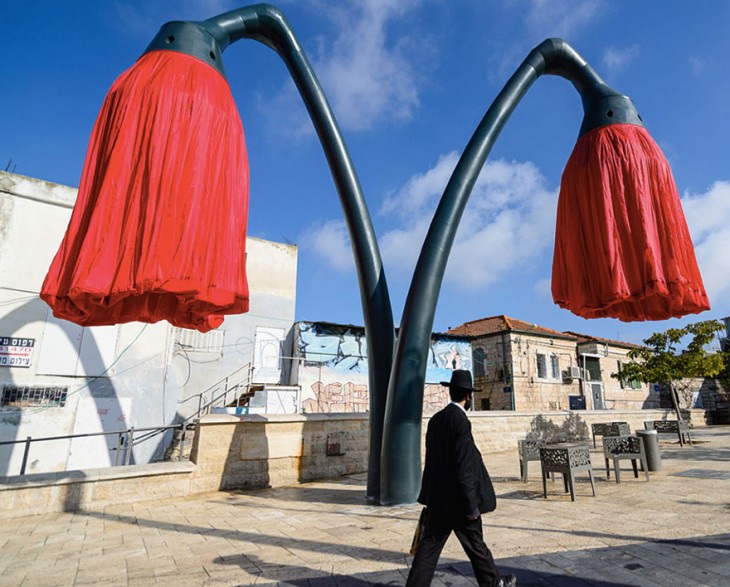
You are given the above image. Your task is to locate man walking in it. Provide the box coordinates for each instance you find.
[406,370,516,587]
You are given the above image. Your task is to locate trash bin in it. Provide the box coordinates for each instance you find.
[636,429,662,471]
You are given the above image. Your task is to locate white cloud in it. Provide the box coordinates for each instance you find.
[300,219,354,271]
[379,154,558,289]
[381,152,459,217]
[601,45,640,77]
[681,181,730,303]
[525,0,605,38]
[305,155,558,289]
[533,277,552,297]
[262,0,423,134]
[316,0,421,131]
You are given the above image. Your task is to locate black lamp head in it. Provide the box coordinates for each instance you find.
[578,86,645,137]
[533,38,645,137]
[145,21,227,78]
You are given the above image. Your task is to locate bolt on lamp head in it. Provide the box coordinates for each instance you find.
[41,18,250,333]
[537,39,710,322]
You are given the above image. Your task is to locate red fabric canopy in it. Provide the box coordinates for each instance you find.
[41,50,250,333]
[552,123,709,322]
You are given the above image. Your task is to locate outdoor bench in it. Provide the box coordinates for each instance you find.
[644,420,692,447]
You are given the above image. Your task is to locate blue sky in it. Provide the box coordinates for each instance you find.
[4,0,730,346]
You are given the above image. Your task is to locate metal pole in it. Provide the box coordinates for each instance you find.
[20,436,31,475]
[179,425,186,461]
[125,427,135,465]
[198,5,396,502]
[114,433,124,466]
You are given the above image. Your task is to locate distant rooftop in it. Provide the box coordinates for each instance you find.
[447,315,577,340]
[447,315,642,348]
[564,331,643,350]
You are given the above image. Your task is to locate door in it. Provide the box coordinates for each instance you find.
[252,327,285,384]
[590,383,605,410]
[583,356,604,409]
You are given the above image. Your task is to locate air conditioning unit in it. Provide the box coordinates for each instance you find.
[562,366,582,380]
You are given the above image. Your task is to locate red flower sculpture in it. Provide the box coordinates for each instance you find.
[42,50,250,332]
[552,123,709,321]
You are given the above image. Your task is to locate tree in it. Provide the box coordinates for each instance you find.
[613,320,727,420]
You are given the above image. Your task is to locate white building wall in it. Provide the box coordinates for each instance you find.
[0,171,297,475]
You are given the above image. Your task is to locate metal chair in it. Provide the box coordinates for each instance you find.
[540,444,595,501]
[518,439,547,483]
[591,421,630,448]
[602,435,650,483]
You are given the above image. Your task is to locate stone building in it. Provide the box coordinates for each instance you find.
[447,315,659,412]
[0,171,297,474]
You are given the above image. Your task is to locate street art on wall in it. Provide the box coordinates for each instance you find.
[295,322,471,414]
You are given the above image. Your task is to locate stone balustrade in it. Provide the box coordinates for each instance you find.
[0,408,704,518]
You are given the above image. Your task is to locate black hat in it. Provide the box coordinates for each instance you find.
[440,369,479,392]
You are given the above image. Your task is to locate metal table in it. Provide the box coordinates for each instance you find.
[540,443,596,501]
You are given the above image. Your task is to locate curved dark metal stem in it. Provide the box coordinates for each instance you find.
[147,4,396,500]
[379,38,643,505]
[210,5,396,502]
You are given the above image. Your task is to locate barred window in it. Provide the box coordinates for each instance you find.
[174,328,225,355]
[2,385,68,408]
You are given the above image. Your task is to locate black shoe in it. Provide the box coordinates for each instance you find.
[498,574,517,587]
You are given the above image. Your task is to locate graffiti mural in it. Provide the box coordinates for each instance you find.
[298,322,366,373]
[429,338,472,383]
[295,322,471,414]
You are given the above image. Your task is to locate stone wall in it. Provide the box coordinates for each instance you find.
[190,413,370,493]
[0,408,707,518]
[190,408,699,491]
[0,461,195,519]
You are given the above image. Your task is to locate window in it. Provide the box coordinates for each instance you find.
[617,360,642,389]
[175,328,224,355]
[473,348,486,378]
[2,385,67,408]
[536,353,547,379]
[537,352,560,382]
[551,355,560,380]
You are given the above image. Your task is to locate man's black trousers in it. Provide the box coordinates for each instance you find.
[406,509,501,587]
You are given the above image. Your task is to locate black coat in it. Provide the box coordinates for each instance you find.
[417,403,496,518]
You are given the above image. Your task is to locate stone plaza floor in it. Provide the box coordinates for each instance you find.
[0,426,729,586]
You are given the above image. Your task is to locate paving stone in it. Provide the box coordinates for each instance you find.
[0,426,729,585]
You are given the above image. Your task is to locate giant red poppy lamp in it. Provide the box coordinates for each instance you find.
[552,119,709,321]
[40,4,396,500]
[380,38,710,505]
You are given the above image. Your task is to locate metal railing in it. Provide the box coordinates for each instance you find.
[178,362,255,425]
[0,423,187,476]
